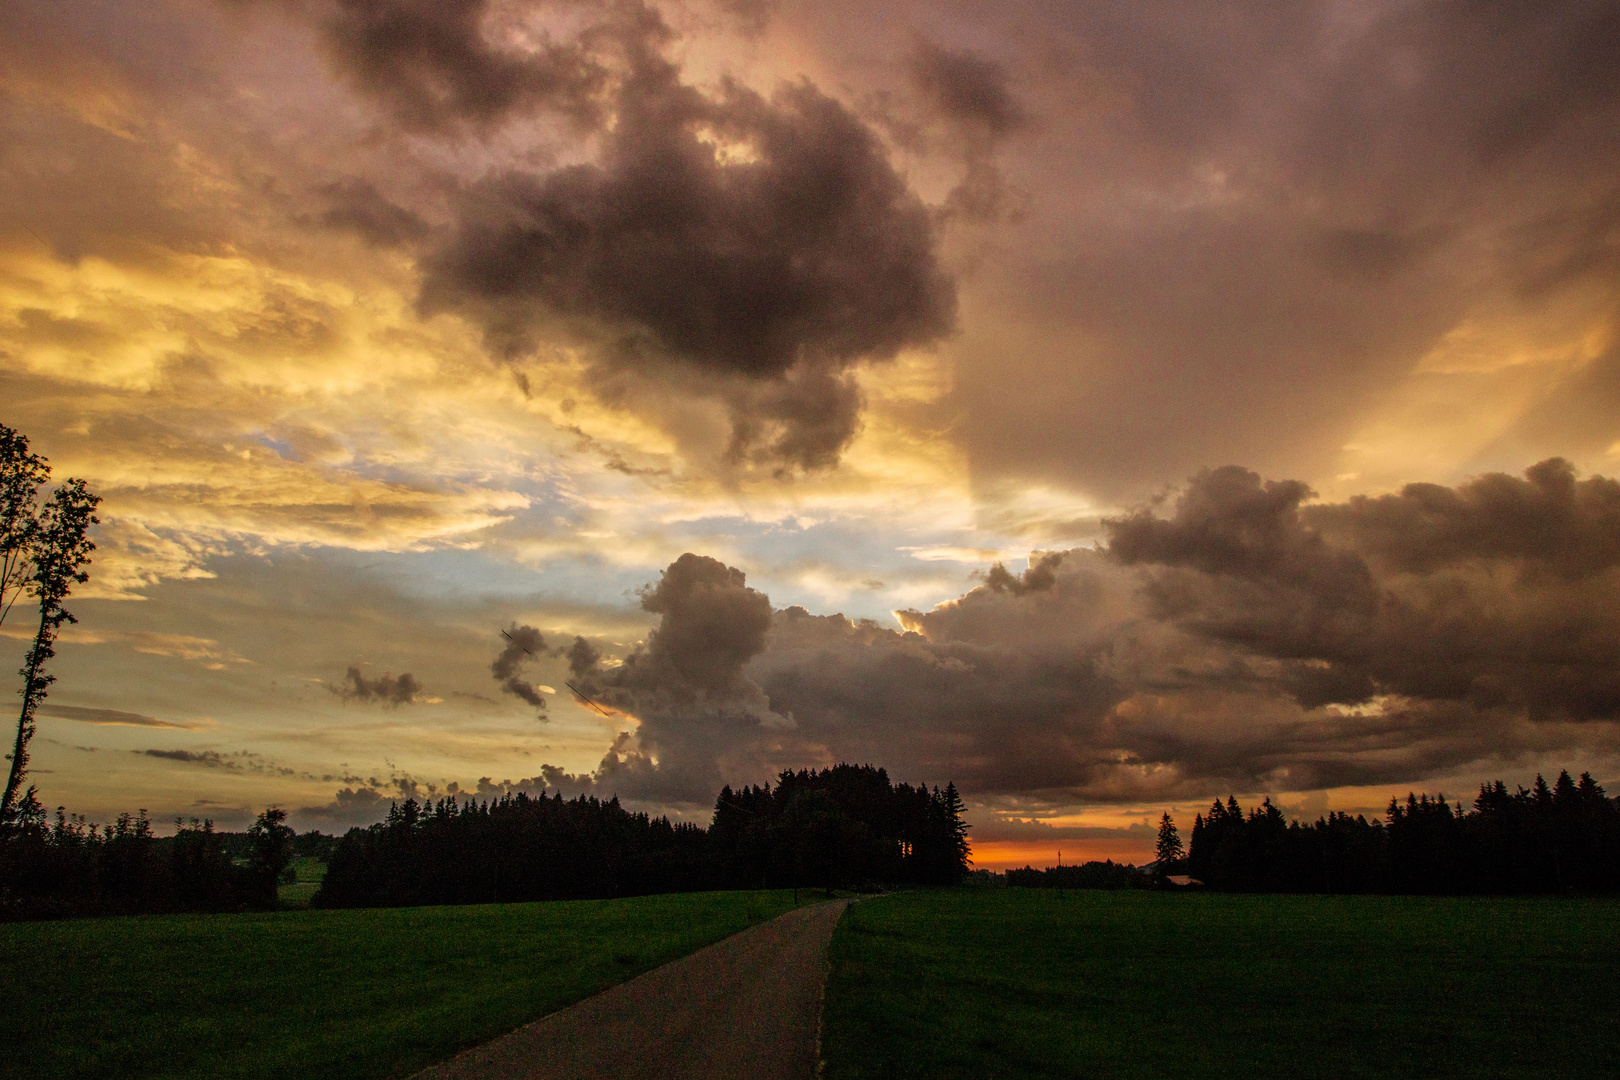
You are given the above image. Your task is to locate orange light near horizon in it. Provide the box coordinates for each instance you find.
[971,837,1156,872]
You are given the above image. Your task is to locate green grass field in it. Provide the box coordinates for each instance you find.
[274,854,327,907]
[1,889,805,1080]
[821,889,1620,1080]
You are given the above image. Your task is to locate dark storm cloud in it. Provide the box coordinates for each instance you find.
[565,633,601,678]
[763,478,1620,801]
[491,624,554,709]
[721,363,865,472]
[270,0,607,131]
[546,463,1620,809]
[570,553,775,717]
[337,665,425,705]
[1458,0,1620,162]
[625,553,774,699]
[219,0,956,472]
[1105,466,1380,663]
[314,178,431,247]
[982,550,1063,595]
[901,37,1026,226]
[753,601,1125,796]
[421,41,955,470]
[553,549,1132,804]
[1103,460,1620,724]
[1312,458,1620,578]
[567,553,779,803]
[909,38,1024,137]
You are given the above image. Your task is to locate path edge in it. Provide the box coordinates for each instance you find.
[405,897,851,1080]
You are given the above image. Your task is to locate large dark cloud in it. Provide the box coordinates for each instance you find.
[267,0,606,131]
[314,178,432,247]
[1105,459,1620,724]
[557,549,1134,804]
[418,30,954,470]
[233,0,956,471]
[619,552,773,701]
[755,595,1125,796]
[568,553,778,803]
[897,37,1027,225]
[1313,458,1620,579]
[1105,466,1381,670]
[424,61,951,377]
[543,462,1620,809]
[909,37,1024,138]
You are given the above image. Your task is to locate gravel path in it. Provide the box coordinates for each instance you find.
[408,898,853,1080]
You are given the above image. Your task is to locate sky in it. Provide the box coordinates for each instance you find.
[3,0,1619,869]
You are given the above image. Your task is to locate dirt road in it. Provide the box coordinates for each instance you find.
[409,898,853,1080]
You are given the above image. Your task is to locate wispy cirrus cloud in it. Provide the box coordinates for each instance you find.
[40,705,215,730]
[3,625,249,668]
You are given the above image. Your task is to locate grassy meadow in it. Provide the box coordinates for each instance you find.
[821,889,1620,1080]
[275,854,326,907]
[2,889,806,1080]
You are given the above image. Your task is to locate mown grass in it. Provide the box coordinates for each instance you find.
[822,889,1620,1080]
[2,889,804,1080]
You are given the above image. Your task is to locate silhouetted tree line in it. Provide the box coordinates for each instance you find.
[1005,861,1147,889]
[0,764,969,916]
[1186,770,1620,894]
[708,766,971,890]
[0,797,295,920]
[313,764,970,909]
[315,792,714,907]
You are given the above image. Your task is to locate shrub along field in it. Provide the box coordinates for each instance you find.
[2,889,805,1080]
[822,889,1620,1080]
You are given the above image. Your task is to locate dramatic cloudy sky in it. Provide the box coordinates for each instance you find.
[4,0,1619,867]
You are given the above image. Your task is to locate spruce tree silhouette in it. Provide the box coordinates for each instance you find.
[1178,771,1620,895]
[1155,813,1183,881]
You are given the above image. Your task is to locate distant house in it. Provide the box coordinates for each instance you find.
[1166,875,1203,888]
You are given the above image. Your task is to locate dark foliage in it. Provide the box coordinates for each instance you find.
[708,766,972,891]
[292,829,339,860]
[1187,769,1620,894]
[314,792,715,908]
[1155,812,1184,870]
[313,764,971,909]
[0,763,967,917]
[0,795,288,920]
[1006,861,1148,890]
[2,417,101,818]
[246,806,296,897]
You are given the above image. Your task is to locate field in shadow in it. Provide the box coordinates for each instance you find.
[822,889,1620,1079]
[3,889,804,1080]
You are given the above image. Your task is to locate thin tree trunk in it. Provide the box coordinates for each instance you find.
[2,604,52,817]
